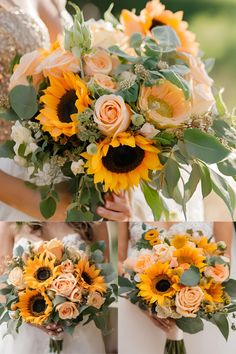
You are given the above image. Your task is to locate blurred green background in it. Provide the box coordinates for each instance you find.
[67,0,236,110]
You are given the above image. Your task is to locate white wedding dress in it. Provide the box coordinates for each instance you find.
[118,222,236,354]
[0,233,106,354]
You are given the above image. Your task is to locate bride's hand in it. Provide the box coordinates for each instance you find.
[96,191,132,221]
[147,312,176,334]
[30,323,63,337]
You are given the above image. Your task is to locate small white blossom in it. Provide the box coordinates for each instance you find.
[71,160,85,175]
[139,123,160,139]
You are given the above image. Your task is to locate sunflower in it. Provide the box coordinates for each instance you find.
[121,0,199,55]
[144,229,161,246]
[24,251,59,290]
[75,257,107,294]
[137,262,179,305]
[16,289,52,325]
[171,234,189,249]
[174,245,206,270]
[36,72,92,140]
[81,132,162,193]
[202,281,224,303]
[195,237,218,256]
[138,81,191,129]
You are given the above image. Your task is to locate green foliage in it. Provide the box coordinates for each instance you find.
[161,69,191,100]
[176,317,204,334]
[9,85,38,120]
[0,140,15,158]
[141,182,167,221]
[223,279,236,298]
[0,108,18,121]
[184,128,231,163]
[211,313,229,341]
[152,26,181,52]
[40,196,57,219]
[180,265,201,286]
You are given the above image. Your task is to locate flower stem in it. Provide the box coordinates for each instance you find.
[164,339,187,354]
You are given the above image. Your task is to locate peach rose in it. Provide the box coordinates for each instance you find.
[93,73,117,92]
[35,47,80,78]
[175,286,204,318]
[87,292,105,309]
[84,49,113,76]
[61,260,74,273]
[69,287,83,303]
[52,273,77,297]
[9,50,43,90]
[8,267,25,290]
[204,264,229,283]
[45,239,64,261]
[134,254,154,273]
[153,244,175,263]
[57,302,79,320]
[123,258,136,272]
[94,94,131,137]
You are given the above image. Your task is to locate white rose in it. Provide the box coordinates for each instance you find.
[71,160,85,175]
[11,121,32,144]
[139,123,160,139]
[87,19,129,50]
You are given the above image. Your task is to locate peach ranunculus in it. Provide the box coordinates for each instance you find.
[92,73,117,92]
[204,264,229,283]
[61,260,74,273]
[175,286,204,317]
[153,244,175,263]
[35,46,80,79]
[9,50,43,91]
[138,81,191,128]
[87,292,105,309]
[44,239,64,261]
[7,267,25,290]
[57,302,79,320]
[69,287,83,303]
[52,273,77,297]
[94,94,132,137]
[184,54,215,115]
[84,49,113,76]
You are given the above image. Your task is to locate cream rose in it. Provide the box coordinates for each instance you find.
[69,287,83,303]
[94,94,131,137]
[57,302,79,320]
[204,264,229,283]
[87,292,105,309]
[8,267,25,290]
[93,73,117,92]
[153,244,175,263]
[84,49,113,76]
[61,260,74,273]
[52,273,77,297]
[176,286,204,318]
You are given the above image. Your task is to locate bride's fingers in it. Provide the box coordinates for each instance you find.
[104,199,131,215]
[96,207,128,221]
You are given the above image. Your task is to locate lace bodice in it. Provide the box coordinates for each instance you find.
[129,222,214,249]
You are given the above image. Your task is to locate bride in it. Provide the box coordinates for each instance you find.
[118,221,236,354]
[0,221,111,354]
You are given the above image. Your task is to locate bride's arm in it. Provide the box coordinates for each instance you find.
[0,171,72,221]
[118,222,129,275]
[213,222,233,257]
[0,222,14,268]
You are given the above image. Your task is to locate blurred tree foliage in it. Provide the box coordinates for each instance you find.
[67,0,236,109]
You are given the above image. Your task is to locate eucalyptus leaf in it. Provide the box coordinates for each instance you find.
[198,163,212,198]
[212,119,236,146]
[66,209,95,222]
[118,276,133,288]
[0,140,15,158]
[180,265,201,286]
[204,58,215,73]
[161,69,190,99]
[211,313,229,341]
[130,32,142,48]
[184,164,201,202]
[40,196,57,219]
[176,317,204,334]
[141,182,163,221]
[184,129,230,164]
[164,159,180,196]
[108,45,139,63]
[223,279,236,298]
[152,26,181,51]
[0,108,19,121]
[217,158,236,176]
[9,85,38,120]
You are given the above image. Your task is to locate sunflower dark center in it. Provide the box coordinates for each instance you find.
[102,145,145,173]
[57,89,77,123]
[31,296,46,316]
[155,279,171,292]
[82,272,92,285]
[35,267,52,281]
[150,19,165,30]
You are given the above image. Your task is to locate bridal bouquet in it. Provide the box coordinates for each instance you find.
[0,238,117,353]
[119,224,236,354]
[0,0,236,220]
